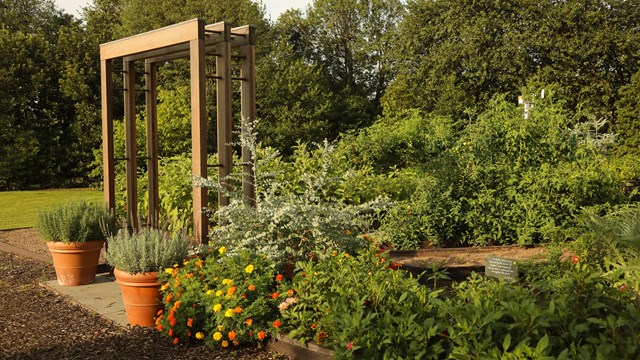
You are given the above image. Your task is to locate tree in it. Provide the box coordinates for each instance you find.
[385,0,640,120]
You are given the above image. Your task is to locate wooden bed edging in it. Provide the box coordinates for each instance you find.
[266,334,334,360]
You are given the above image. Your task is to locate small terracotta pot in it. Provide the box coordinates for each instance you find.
[47,241,104,286]
[114,269,162,327]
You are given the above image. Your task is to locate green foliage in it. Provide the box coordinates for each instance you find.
[386,0,640,120]
[376,94,627,248]
[614,69,640,156]
[157,248,279,347]
[36,200,116,243]
[278,250,445,359]
[105,227,190,274]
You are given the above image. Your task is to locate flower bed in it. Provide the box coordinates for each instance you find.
[155,246,640,358]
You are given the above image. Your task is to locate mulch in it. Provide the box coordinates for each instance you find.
[0,230,289,360]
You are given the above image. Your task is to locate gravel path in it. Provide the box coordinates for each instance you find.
[0,233,289,360]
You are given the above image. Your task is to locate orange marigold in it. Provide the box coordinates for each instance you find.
[287,289,294,296]
[227,286,237,296]
[257,331,266,341]
[233,307,243,314]
[186,273,194,278]
[248,284,256,291]
[275,274,284,282]
[196,259,204,267]
[156,324,163,331]
[271,292,280,299]
[157,309,163,316]
[245,318,253,326]
[187,318,193,327]
[166,293,173,303]
[169,329,174,337]
[173,337,179,345]
[228,330,237,341]
[273,319,282,328]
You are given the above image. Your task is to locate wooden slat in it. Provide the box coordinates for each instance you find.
[190,32,208,244]
[101,59,115,209]
[123,60,139,230]
[239,34,256,207]
[216,24,233,208]
[145,62,159,228]
[100,19,202,60]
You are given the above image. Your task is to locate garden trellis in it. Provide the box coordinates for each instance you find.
[100,19,257,243]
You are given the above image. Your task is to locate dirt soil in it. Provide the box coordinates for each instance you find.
[390,245,553,268]
[0,229,290,360]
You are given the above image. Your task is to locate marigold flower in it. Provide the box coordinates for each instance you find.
[213,332,222,341]
[216,290,223,297]
[275,274,284,282]
[248,284,256,291]
[156,324,163,331]
[245,264,254,274]
[218,246,227,254]
[287,289,294,296]
[218,325,224,331]
[213,303,222,313]
[164,267,173,274]
[271,292,280,299]
[174,301,182,309]
[186,273,194,278]
[168,329,174,337]
[227,286,237,296]
[241,293,247,299]
[169,317,176,327]
[206,289,214,295]
[273,319,282,328]
[196,332,204,339]
[196,259,204,267]
[222,278,233,285]
[233,340,240,346]
[233,307,243,314]
[166,294,173,303]
[187,318,193,327]
[311,323,317,330]
[245,318,253,326]
[222,340,229,348]
[225,309,234,317]
[228,330,237,341]
[173,337,179,345]
[257,331,266,340]
[183,259,189,265]
[571,255,580,264]
[347,342,354,350]
[173,263,179,268]
[278,302,289,311]
[187,331,191,337]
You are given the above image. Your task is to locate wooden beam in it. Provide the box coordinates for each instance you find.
[100,18,202,60]
[216,23,233,208]
[123,60,139,230]
[239,29,256,207]
[190,27,208,244]
[145,62,159,228]
[100,59,115,209]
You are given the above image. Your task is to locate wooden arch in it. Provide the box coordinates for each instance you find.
[100,19,256,243]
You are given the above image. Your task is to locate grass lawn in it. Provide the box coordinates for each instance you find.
[0,188,103,230]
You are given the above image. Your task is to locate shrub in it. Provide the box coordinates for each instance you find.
[156,248,280,348]
[277,250,445,359]
[105,227,190,274]
[36,200,116,243]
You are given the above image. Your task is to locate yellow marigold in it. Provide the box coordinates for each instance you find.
[225,309,234,317]
[213,332,222,341]
[183,259,189,265]
[221,340,229,348]
[216,290,223,297]
[213,303,222,313]
[161,283,169,291]
[221,278,233,285]
[245,264,254,274]
[165,268,174,274]
[218,325,224,331]
[218,246,227,254]
[196,332,204,340]
[173,263,179,268]
[206,289,214,295]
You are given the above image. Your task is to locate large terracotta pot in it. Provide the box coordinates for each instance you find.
[114,268,162,327]
[47,241,104,286]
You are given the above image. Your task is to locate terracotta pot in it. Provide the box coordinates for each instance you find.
[47,241,104,286]
[114,268,162,327]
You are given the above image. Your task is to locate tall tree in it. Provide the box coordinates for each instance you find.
[385,0,640,120]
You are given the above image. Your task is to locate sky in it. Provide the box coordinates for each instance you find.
[53,0,313,21]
